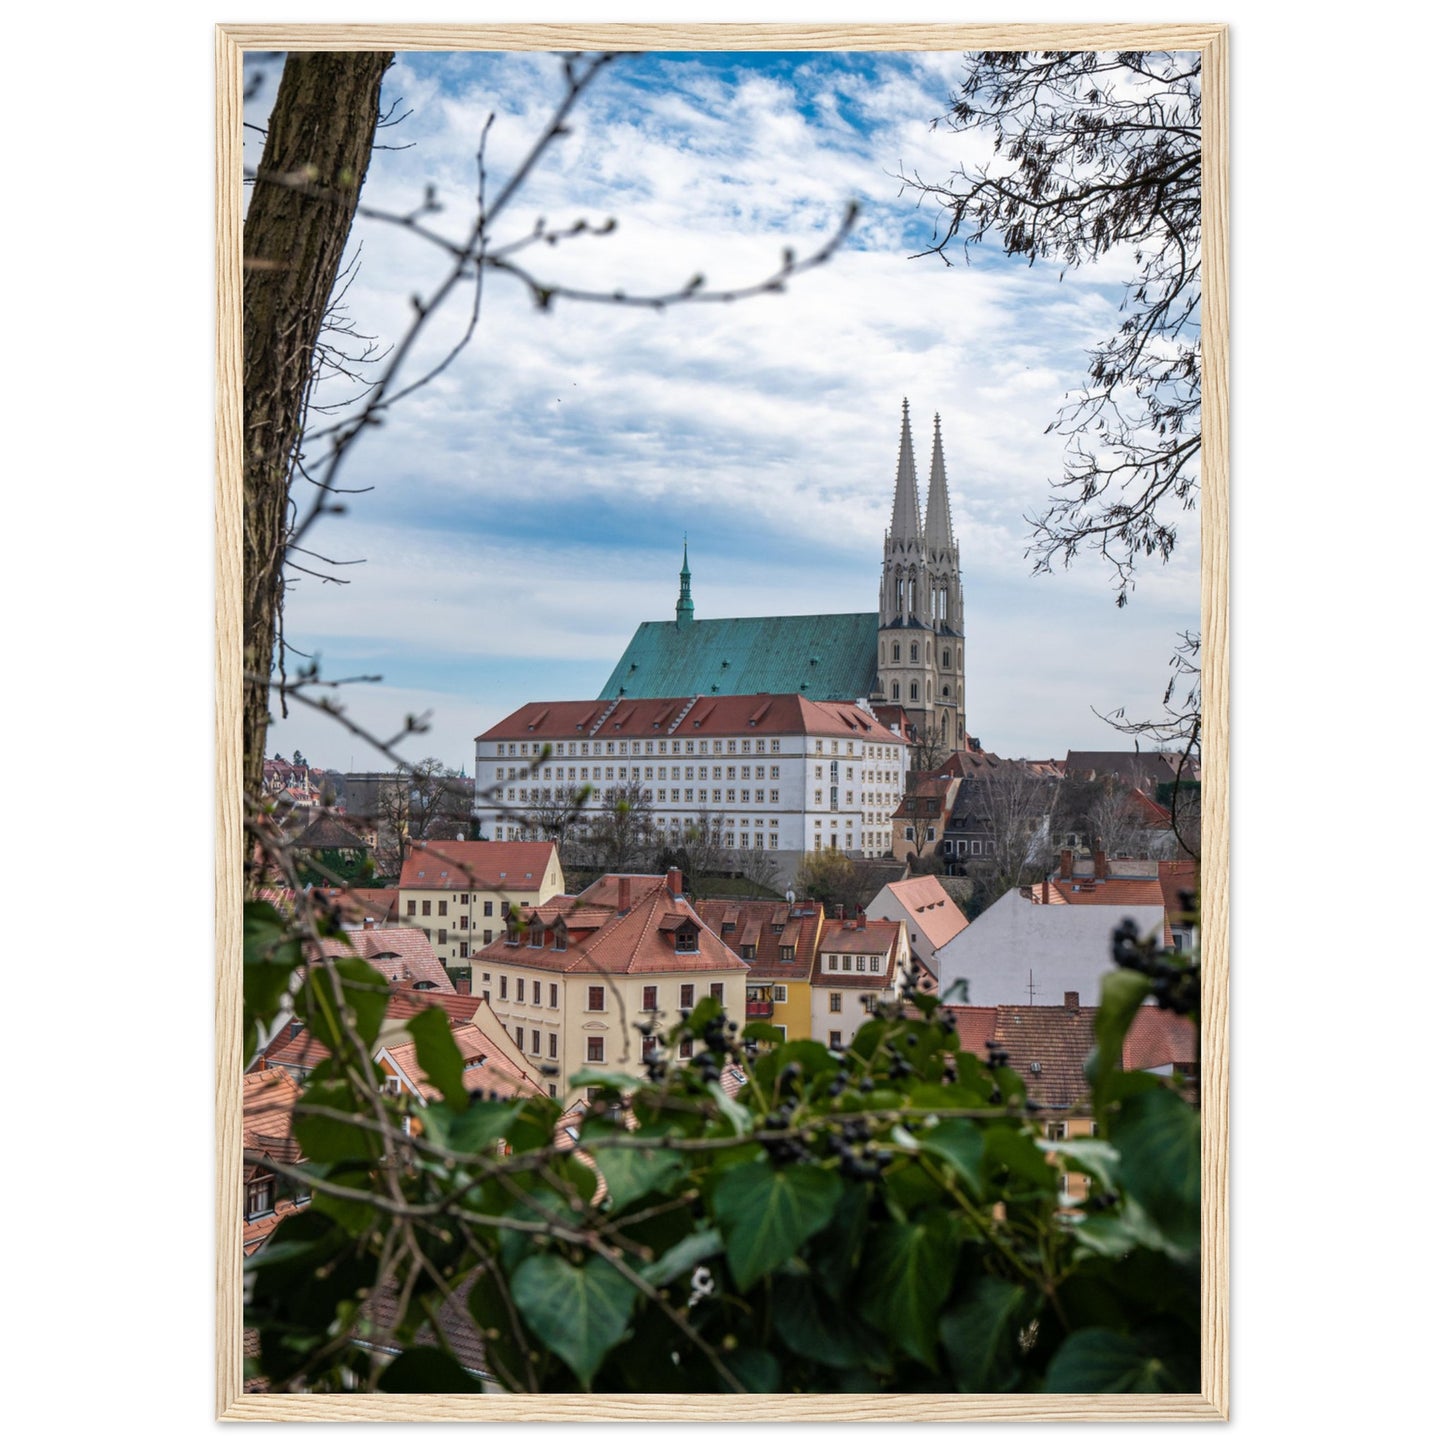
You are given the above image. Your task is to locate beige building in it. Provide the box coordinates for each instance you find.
[810,912,909,1050]
[470,869,749,1102]
[398,840,565,972]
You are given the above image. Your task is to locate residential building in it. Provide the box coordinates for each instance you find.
[890,771,961,861]
[242,1066,307,1256]
[694,896,827,1043]
[864,873,969,985]
[398,839,565,972]
[945,993,1198,1200]
[376,1021,544,1110]
[809,910,909,1050]
[469,868,749,1097]
[934,850,1173,1009]
[475,693,909,883]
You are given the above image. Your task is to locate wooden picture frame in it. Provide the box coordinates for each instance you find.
[217,21,1228,1422]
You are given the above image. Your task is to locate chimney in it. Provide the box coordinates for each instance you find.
[856,905,867,927]
[455,974,472,996]
[1059,849,1073,879]
[1065,991,1079,1014]
[667,867,683,899]
[617,877,631,915]
[1093,847,1107,879]
[835,904,845,920]
[363,916,375,931]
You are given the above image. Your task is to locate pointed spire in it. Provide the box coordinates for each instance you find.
[675,537,694,626]
[924,412,956,555]
[888,399,923,544]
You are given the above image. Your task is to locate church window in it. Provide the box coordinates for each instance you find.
[910,642,919,663]
[908,578,916,613]
[910,683,919,701]
[891,643,900,662]
[895,579,904,613]
[942,649,951,669]
[891,682,899,700]
[942,685,950,699]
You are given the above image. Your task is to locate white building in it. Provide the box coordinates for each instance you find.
[474,693,909,880]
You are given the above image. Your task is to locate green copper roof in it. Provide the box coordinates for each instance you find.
[599,613,880,703]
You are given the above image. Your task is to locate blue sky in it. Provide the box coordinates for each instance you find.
[247,48,1201,775]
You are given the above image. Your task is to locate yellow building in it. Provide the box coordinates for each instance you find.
[470,870,749,1103]
[399,839,565,972]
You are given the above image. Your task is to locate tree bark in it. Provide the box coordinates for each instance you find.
[242,51,392,805]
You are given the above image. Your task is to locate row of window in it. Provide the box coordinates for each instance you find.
[884,639,955,668]
[823,954,883,973]
[495,737,786,760]
[407,898,500,918]
[487,980,726,1013]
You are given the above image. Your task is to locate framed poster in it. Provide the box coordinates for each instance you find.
[218,22,1227,1421]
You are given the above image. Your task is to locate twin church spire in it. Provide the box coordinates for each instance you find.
[879,398,966,750]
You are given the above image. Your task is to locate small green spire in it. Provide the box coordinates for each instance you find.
[676,537,694,626]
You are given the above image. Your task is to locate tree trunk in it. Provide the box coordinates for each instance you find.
[242,51,392,804]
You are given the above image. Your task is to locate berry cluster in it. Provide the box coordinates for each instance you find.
[1111,918,1200,1016]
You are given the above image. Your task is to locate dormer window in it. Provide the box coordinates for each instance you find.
[674,927,699,954]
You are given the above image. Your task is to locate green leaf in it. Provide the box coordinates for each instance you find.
[712,1161,842,1291]
[915,1118,986,1197]
[1086,969,1153,1112]
[405,1007,469,1112]
[444,1097,524,1156]
[1043,1327,1189,1393]
[376,1345,481,1393]
[1044,1136,1121,1195]
[292,1082,383,1163]
[567,1068,639,1092]
[591,1145,685,1211]
[939,1275,1031,1391]
[984,1123,1059,1192]
[243,901,303,1054]
[640,1227,723,1286]
[742,1021,786,1047]
[509,1253,638,1388]
[707,1081,752,1135]
[1112,1088,1200,1252]
[302,954,390,1054]
[467,1270,532,1391]
[857,1212,958,1368]
[729,1348,782,1393]
[773,1276,889,1372]
[684,994,723,1032]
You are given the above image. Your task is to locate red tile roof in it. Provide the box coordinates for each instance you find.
[694,896,826,981]
[948,1002,1199,1111]
[872,876,969,952]
[314,886,400,925]
[400,839,559,892]
[811,918,906,987]
[315,926,456,993]
[381,1021,543,1102]
[478,694,906,745]
[1158,859,1199,925]
[1034,877,1168,909]
[243,1066,302,1157]
[474,873,750,977]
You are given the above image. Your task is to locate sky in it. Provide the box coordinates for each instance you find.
[247,48,1201,776]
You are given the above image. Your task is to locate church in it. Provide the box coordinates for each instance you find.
[598,400,967,754]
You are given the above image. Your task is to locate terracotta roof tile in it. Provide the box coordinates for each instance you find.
[873,876,969,952]
[401,839,559,891]
[694,896,824,980]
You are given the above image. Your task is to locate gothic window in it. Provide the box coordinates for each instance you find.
[942,649,951,669]
[910,682,919,701]
[895,578,904,613]
[891,682,899,700]
[910,642,919,663]
[908,577,916,614]
[891,642,900,662]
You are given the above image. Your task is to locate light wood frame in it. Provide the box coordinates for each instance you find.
[217,22,1228,1422]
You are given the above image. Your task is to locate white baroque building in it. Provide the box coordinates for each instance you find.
[474,693,908,878]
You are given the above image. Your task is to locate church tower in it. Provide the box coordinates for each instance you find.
[877,400,965,753]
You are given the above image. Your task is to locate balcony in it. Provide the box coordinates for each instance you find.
[745,998,774,1019]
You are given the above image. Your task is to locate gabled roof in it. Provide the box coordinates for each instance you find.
[400,840,558,892]
[313,886,399,925]
[871,875,969,952]
[947,1001,1198,1111]
[474,873,750,976]
[290,813,369,851]
[1034,877,1170,914]
[812,918,906,987]
[1064,750,1199,787]
[243,1066,302,1161]
[596,616,880,705]
[1158,859,1199,927]
[694,896,825,980]
[480,693,903,745]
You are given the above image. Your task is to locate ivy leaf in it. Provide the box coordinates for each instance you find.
[509,1253,638,1388]
[292,1082,382,1163]
[1043,1327,1189,1392]
[915,1118,986,1197]
[857,1211,958,1368]
[445,1097,524,1156]
[641,1227,723,1287]
[773,1276,889,1371]
[707,1081,752,1135]
[591,1145,685,1211]
[712,1161,842,1291]
[1086,968,1153,1113]
[728,1348,782,1393]
[468,1270,532,1391]
[242,902,302,1054]
[405,1007,468,1112]
[939,1275,1032,1391]
[984,1123,1058,1192]
[301,954,390,1054]
[1112,1088,1200,1252]
[376,1345,481,1393]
